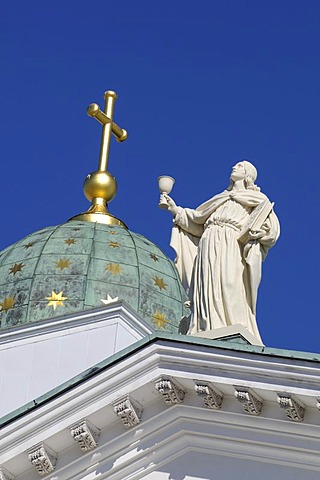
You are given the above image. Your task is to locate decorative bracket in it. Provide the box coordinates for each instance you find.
[70,419,100,452]
[113,395,143,428]
[277,393,305,422]
[0,468,15,480]
[234,387,263,415]
[155,377,185,405]
[194,382,223,409]
[27,443,57,476]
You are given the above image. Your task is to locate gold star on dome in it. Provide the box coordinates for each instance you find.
[9,262,25,275]
[152,276,167,290]
[65,238,76,246]
[55,259,71,270]
[106,263,122,275]
[108,241,120,248]
[149,253,159,262]
[46,291,67,310]
[24,242,34,249]
[108,230,118,235]
[0,296,15,312]
[152,311,168,329]
[101,294,119,305]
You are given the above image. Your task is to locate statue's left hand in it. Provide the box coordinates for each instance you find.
[248,229,265,240]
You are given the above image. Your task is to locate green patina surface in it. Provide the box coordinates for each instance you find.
[0,222,188,332]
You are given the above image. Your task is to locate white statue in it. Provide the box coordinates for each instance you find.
[162,161,280,343]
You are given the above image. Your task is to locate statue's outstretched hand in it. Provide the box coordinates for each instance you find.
[161,194,180,216]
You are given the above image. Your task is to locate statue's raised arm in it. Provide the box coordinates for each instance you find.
[161,160,280,345]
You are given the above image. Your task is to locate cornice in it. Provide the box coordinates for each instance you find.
[1,339,320,478]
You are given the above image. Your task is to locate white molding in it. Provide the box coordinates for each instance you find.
[1,339,320,478]
[10,408,320,479]
[99,415,320,480]
[2,341,320,453]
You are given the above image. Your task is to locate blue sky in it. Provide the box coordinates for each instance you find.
[0,1,319,352]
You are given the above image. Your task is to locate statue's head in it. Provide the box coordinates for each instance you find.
[228,160,260,191]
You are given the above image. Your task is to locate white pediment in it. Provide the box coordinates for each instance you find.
[0,301,154,418]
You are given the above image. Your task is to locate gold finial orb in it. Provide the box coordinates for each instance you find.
[83,170,117,203]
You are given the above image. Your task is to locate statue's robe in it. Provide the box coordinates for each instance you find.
[170,189,280,342]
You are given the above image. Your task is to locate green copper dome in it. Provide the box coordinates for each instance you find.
[0,222,188,333]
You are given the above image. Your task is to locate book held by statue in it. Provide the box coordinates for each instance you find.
[238,199,274,244]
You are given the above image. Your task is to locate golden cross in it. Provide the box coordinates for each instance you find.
[68,90,128,227]
[87,91,127,173]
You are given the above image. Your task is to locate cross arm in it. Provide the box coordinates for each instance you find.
[87,103,127,143]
